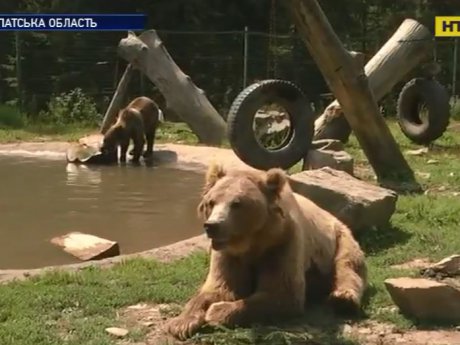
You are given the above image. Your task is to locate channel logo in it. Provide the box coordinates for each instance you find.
[435,16,460,37]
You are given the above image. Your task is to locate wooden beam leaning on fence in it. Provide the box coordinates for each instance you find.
[100,30,227,146]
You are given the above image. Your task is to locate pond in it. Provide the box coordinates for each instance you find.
[0,155,204,269]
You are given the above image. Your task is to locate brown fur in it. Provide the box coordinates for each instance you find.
[101,96,160,163]
[165,164,367,340]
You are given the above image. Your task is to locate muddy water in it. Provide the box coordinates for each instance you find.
[0,155,205,269]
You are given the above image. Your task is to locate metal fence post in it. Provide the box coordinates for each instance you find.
[452,37,458,99]
[243,26,249,88]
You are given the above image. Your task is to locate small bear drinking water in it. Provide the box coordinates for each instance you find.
[101,96,162,163]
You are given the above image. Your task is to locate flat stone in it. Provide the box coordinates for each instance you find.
[385,277,460,322]
[105,327,129,337]
[289,167,397,231]
[51,232,120,261]
[422,255,460,277]
[303,149,354,175]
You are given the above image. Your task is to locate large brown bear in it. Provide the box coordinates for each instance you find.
[165,163,367,340]
[101,96,162,163]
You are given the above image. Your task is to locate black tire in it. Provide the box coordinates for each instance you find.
[226,79,315,170]
[397,78,451,145]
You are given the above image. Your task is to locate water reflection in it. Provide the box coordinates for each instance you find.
[0,156,203,269]
[66,163,102,186]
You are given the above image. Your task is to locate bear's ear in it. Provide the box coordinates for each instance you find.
[202,162,226,195]
[264,168,287,197]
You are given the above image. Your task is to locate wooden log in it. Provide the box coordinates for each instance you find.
[117,31,227,146]
[284,0,420,190]
[100,64,134,134]
[314,18,433,142]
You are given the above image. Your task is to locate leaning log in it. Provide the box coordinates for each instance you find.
[117,31,227,146]
[284,0,420,190]
[100,63,134,134]
[314,18,433,142]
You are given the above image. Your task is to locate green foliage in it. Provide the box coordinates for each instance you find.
[451,98,460,120]
[0,103,26,128]
[0,0,458,118]
[39,88,101,126]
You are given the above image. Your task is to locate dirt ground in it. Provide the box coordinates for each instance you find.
[115,300,460,345]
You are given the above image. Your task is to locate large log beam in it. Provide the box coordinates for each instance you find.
[117,31,227,146]
[284,0,420,190]
[314,18,433,142]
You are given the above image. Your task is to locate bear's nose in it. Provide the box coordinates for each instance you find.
[203,222,221,238]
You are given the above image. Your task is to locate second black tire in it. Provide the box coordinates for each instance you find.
[397,78,451,145]
[226,79,315,170]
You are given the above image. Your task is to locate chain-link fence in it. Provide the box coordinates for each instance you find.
[0,29,458,120]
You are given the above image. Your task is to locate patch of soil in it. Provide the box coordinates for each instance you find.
[117,305,460,345]
[345,320,460,345]
[118,303,185,345]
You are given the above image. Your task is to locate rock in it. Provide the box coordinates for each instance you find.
[416,171,431,179]
[311,139,345,152]
[342,324,353,336]
[303,149,354,175]
[405,147,428,156]
[289,167,397,231]
[385,277,460,322]
[51,232,120,261]
[422,255,460,277]
[141,321,154,327]
[105,327,129,337]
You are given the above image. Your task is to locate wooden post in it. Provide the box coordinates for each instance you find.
[100,63,134,134]
[314,18,433,142]
[117,31,227,146]
[284,0,420,190]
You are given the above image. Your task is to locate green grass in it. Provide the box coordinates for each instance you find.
[0,124,97,143]
[0,254,207,345]
[0,118,460,344]
[0,121,203,145]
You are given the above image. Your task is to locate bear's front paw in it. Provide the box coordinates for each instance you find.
[204,301,238,326]
[164,314,205,340]
[329,289,361,315]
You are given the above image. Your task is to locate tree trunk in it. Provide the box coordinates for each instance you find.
[100,63,134,134]
[314,18,433,142]
[284,0,420,190]
[117,30,227,146]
